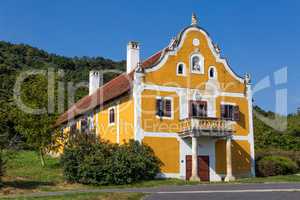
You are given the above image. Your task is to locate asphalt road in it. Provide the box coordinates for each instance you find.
[147,191,300,200]
[3,183,300,199]
[141,183,300,200]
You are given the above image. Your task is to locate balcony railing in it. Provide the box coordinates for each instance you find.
[179,117,235,138]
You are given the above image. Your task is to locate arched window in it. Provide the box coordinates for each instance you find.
[208,66,217,79]
[191,54,204,74]
[176,62,186,76]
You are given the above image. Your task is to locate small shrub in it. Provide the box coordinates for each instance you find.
[257,156,298,177]
[60,139,162,185]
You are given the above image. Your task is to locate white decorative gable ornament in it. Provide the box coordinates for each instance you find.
[193,38,200,46]
[191,13,198,26]
[194,90,202,101]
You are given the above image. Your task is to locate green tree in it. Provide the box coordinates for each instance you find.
[14,74,57,166]
[0,40,125,148]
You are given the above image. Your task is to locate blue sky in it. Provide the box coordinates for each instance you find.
[0,0,299,113]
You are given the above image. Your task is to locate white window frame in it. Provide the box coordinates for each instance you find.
[208,66,217,80]
[220,102,237,123]
[189,99,209,118]
[220,101,236,106]
[108,106,116,126]
[190,53,204,74]
[176,62,186,76]
[155,96,174,120]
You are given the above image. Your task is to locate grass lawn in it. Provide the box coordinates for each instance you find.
[5,151,63,183]
[2,192,145,200]
[237,174,300,183]
[1,150,300,197]
[1,151,191,196]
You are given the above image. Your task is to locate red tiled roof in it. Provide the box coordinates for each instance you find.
[55,73,134,126]
[141,50,162,68]
[55,50,164,126]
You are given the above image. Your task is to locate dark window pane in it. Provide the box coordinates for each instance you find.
[209,68,214,78]
[165,99,172,117]
[177,64,183,74]
[156,99,163,117]
[221,104,237,121]
[109,108,115,123]
[190,101,207,117]
[156,98,172,118]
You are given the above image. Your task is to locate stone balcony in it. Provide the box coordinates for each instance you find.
[178,117,235,138]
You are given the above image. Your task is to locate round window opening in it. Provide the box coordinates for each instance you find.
[193,38,200,46]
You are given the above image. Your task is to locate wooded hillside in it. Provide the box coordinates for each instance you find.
[0,41,299,151]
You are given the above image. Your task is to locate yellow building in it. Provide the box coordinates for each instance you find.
[56,14,255,182]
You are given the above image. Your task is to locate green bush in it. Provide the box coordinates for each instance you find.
[257,156,298,177]
[256,149,300,169]
[60,139,162,185]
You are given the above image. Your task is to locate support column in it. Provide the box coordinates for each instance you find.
[190,136,200,181]
[225,137,235,182]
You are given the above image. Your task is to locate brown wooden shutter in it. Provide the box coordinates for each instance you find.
[221,105,225,119]
[202,101,207,117]
[156,99,163,117]
[189,101,193,117]
[233,106,240,121]
[165,99,172,117]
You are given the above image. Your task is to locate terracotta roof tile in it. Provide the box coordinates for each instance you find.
[55,49,165,126]
[141,50,162,68]
[55,73,133,126]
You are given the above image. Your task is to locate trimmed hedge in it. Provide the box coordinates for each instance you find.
[60,139,162,185]
[257,156,298,177]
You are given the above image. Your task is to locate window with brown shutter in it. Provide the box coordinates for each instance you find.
[156,98,172,118]
[221,104,239,121]
[233,106,240,121]
[164,99,172,117]
[156,98,163,117]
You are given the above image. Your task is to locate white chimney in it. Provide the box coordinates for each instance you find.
[89,71,102,95]
[127,41,140,73]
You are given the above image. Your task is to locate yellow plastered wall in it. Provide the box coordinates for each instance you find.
[97,95,134,143]
[143,137,180,173]
[119,96,135,143]
[215,96,249,136]
[141,90,180,133]
[215,140,226,174]
[97,104,117,143]
[144,30,245,93]
[215,140,251,175]
[232,140,251,174]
